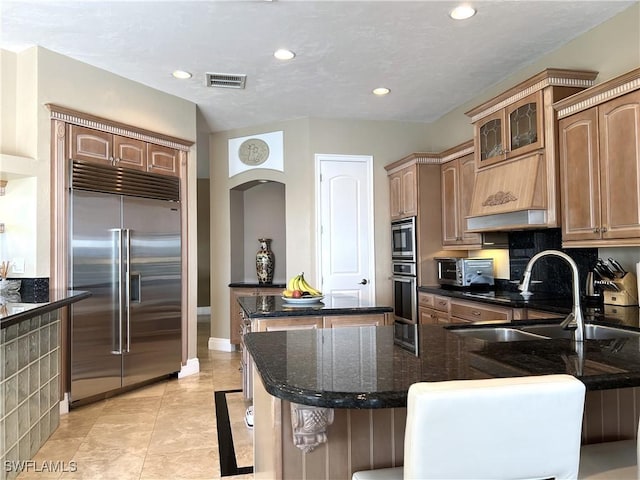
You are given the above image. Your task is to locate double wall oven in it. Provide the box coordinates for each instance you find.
[391,217,418,354]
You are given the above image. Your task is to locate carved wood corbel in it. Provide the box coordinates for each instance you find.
[290,403,335,453]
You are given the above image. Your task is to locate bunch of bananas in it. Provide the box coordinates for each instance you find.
[282,272,322,298]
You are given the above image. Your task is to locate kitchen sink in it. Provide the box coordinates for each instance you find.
[450,327,547,342]
[520,324,640,340]
[449,323,640,342]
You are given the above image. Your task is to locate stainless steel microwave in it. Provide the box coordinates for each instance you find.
[435,257,495,287]
[391,217,416,262]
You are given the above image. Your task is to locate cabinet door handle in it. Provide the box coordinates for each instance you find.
[593,228,600,233]
[602,226,608,233]
[472,311,481,316]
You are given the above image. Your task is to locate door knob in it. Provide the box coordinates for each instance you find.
[359,279,368,285]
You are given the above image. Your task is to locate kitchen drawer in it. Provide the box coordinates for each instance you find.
[324,314,385,328]
[433,295,451,312]
[418,292,435,308]
[253,316,323,332]
[450,300,512,322]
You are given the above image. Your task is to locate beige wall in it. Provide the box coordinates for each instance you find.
[0,46,200,361]
[210,3,640,342]
[210,118,431,339]
[197,178,211,307]
[241,182,287,284]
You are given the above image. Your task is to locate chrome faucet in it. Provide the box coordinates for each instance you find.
[518,249,585,343]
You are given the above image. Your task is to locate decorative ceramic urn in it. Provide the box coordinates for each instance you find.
[256,238,275,284]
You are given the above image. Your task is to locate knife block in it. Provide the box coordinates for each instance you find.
[604,272,639,306]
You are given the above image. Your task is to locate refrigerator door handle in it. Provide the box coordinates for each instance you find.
[124,228,132,354]
[130,273,142,303]
[111,228,124,355]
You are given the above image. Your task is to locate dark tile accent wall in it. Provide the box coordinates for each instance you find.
[506,229,598,297]
[15,278,49,302]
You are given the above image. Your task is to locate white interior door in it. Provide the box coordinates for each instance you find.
[317,154,375,304]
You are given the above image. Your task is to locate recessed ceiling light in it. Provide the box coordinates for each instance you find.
[372,87,391,96]
[274,49,295,60]
[172,70,192,79]
[450,5,476,20]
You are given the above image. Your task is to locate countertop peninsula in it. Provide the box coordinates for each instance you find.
[238,293,393,318]
[1,289,91,329]
[245,318,640,409]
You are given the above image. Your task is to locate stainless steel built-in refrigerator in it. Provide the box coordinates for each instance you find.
[69,162,181,404]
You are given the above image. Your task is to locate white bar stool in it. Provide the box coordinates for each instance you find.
[352,374,586,480]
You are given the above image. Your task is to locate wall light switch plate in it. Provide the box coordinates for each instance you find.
[12,258,25,274]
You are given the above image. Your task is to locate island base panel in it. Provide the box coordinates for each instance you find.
[253,370,406,479]
[254,379,640,478]
[583,387,640,444]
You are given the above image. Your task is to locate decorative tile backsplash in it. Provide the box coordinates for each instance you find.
[1,311,60,480]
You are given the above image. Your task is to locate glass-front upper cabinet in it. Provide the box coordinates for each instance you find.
[474,91,544,168]
[477,110,506,165]
[506,91,544,157]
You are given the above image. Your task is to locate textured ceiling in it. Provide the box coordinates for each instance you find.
[1,1,636,132]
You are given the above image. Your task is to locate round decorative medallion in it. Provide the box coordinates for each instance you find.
[238,138,270,166]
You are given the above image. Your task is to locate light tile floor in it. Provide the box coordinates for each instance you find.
[18,317,254,480]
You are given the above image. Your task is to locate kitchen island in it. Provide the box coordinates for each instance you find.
[245,318,640,479]
[237,294,393,399]
[1,289,90,480]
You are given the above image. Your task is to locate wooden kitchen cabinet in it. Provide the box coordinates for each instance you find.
[69,124,179,177]
[473,91,544,169]
[467,70,596,171]
[147,143,180,177]
[556,69,640,246]
[385,152,445,286]
[419,307,450,325]
[418,292,451,324]
[388,164,417,220]
[70,124,146,170]
[464,69,597,231]
[441,142,482,248]
[229,286,284,344]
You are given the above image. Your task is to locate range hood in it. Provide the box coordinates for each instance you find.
[466,153,551,232]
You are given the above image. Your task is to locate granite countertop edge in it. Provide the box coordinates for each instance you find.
[242,305,394,318]
[247,320,640,409]
[229,282,287,288]
[1,290,91,329]
[238,294,393,318]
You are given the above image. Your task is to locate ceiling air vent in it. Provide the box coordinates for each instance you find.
[206,72,247,89]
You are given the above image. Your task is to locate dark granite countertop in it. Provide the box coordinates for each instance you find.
[245,319,640,409]
[238,294,393,318]
[419,285,577,313]
[418,285,640,325]
[1,290,91,329]
[228,282,287,288]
